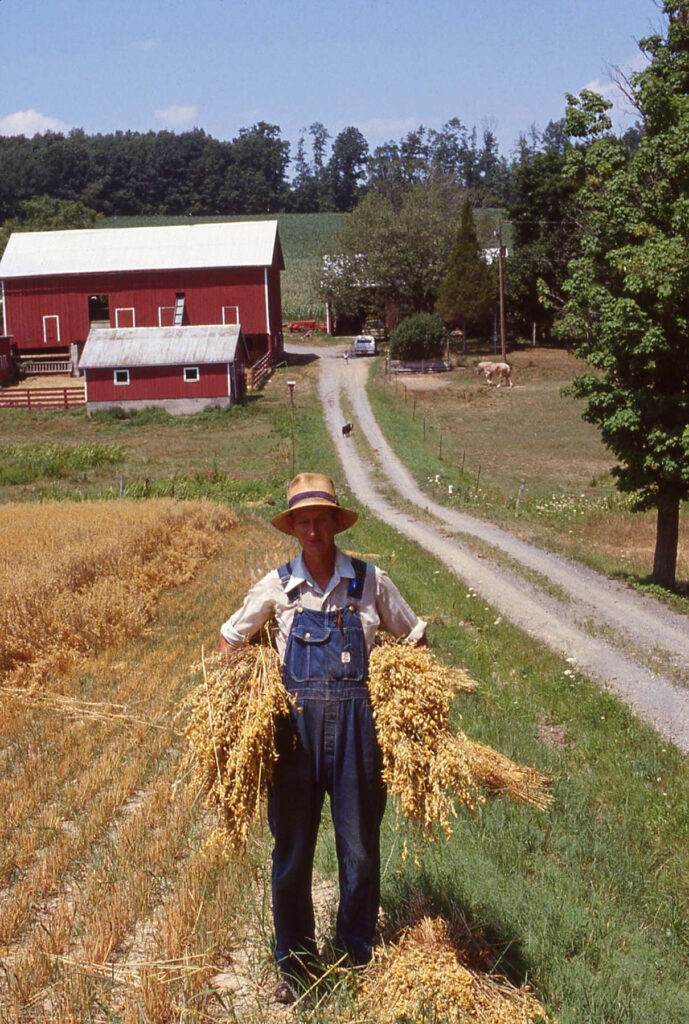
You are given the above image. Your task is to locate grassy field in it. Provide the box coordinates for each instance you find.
[1,346,688,1020]
[367,345,689,601]
[100,212,344,322]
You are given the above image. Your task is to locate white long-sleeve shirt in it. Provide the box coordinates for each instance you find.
[220,548,426,659]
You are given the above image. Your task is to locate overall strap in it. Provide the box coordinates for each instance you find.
[347,557,368,600]
[277,560,301,599]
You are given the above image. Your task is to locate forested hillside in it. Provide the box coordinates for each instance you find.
[0,117,517,221]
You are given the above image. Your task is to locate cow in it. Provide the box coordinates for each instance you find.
[476,361,514,388]
[342,422,354,437]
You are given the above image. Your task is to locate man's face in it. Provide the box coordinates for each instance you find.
[289,507,338,558]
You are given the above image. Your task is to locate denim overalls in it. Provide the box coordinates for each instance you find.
[267,558,386,973]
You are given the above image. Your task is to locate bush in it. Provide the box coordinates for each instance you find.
[389,313,447,361]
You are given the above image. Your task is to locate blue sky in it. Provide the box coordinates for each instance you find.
[1,0,661,163]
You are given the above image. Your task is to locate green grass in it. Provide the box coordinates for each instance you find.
[366,348,689,597]
[0,442,126,486]
[100,211,344,321]
[335,509,689,1023]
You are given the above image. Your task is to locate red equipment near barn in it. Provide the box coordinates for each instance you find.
[0,221,284,365]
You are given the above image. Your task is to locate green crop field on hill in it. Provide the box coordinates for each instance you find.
[101,211,344,321]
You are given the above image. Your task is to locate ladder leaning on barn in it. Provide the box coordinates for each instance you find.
[173,294,185,326]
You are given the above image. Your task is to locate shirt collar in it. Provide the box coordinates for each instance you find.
[288,548,355,597]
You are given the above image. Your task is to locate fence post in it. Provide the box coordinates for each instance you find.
[63,389,68,409]
[27,390,32,410]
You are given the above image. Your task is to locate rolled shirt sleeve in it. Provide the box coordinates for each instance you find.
[373,567,426,644]
[219,571,280,648]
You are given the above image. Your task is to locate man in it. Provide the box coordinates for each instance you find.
[219,472,425,1003]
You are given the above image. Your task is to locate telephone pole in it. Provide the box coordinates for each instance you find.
[496,218,507,363]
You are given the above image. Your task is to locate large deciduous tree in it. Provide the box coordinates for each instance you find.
[559,4,689,589]
[435,199,495,337]
[321,179,461,320]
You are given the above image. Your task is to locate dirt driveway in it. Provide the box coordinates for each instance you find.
[296,343,689,754]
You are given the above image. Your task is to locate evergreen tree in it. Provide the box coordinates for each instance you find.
[559,3,689,588]
[435,199,495,338]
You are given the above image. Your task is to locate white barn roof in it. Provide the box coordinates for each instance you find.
[79,325,245,369]
[0,221,283,279]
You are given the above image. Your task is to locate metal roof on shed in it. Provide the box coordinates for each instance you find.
[78,324,245,369]
[0,221,283,279]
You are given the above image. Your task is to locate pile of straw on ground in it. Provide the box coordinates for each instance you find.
[368,637,552,844]
[181,643,291,851]
[357,916,553,1023]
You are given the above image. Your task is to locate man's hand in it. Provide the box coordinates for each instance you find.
[218,633,234,655]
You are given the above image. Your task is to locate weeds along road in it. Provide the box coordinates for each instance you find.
[296,343,689,755]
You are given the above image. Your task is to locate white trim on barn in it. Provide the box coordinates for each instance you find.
[264,268,271,335]
[222,305,239,325]
[115,307,136,329]
[158,305,174,327]
[42,314,60,344]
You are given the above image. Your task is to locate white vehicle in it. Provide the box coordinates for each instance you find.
[353,334,376,356]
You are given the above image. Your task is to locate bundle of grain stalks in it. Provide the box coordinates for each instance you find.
[181,642,292,851]
[182,637,551,855]
[367,638,552,844]
[356,916,553,1023]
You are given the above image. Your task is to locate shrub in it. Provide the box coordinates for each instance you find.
[389,313,447,361]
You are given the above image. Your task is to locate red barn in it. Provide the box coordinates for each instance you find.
[79,324,248,415]
[0,221,284,363]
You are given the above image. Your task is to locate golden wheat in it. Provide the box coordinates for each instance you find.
[0,498,236,687]
[357,916,554,1023]
[181,643,293,852]
[368,638,552,845]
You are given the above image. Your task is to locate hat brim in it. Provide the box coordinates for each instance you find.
[271,498,358,535]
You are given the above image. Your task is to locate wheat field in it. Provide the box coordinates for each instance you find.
[0,502,294,1021]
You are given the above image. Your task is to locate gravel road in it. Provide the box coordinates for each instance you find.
[297,343,689,754]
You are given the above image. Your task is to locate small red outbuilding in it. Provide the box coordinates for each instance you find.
[78,324,248,415]
[0,220,284,363]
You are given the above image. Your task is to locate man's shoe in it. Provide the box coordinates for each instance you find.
[273,975,296,1004]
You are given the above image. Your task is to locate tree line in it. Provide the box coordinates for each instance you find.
[0,116,518,223]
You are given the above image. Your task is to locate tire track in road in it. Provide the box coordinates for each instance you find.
[305,344,689,753]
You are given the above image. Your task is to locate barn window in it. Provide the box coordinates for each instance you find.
[114,369,130,386]
[183,366,200,383]
[88,294,110,324]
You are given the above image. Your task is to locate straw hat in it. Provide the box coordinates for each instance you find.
[271,472,358,535]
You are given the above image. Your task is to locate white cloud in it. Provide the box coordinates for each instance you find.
[136,38,157,52]
[154,104,198,128]
[0,109,70,136]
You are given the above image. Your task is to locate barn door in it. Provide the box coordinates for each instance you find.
[42,315,61,345]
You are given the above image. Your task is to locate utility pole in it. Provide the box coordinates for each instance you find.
[496,218,507,363]
[287,380,296,475]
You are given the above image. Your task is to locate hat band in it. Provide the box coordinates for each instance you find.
[288,490,338,508]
